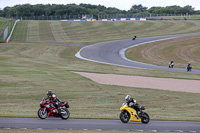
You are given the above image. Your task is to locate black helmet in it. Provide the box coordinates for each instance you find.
[47,90,53,98]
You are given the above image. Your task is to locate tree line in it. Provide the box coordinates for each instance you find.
[0,3,200,19]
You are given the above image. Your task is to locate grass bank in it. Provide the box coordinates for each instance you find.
[11,20,200,45]
[0,19,8,42]
[0,43,200,121]
[0,19,15,42]
[0,19,8,29]
[1,20,200,121]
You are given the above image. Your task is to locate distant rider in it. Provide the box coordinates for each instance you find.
[169,60,174,68]
[46,90,61,114]
[187,62,192,72]
[125,95,141,115]
[132,35,137,40]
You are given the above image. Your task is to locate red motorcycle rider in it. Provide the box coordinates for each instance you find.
[38,91,70,119]
[46,90,61,115]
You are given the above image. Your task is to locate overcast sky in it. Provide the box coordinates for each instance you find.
[1,0,200,10]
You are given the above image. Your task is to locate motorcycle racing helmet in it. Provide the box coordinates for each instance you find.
[47,90,53,98]
[125,95,131,102]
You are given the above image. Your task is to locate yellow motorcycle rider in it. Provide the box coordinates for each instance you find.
[125,95,140,116]
[120,95,150,124]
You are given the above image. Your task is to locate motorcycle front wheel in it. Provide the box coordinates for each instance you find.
[38,108,47,119]
[141,112,150,124]
[60,108,70,120]
[120,112,130,123]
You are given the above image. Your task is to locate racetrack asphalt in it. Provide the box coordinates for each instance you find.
[76,32,200,74]
[1,117,200,132]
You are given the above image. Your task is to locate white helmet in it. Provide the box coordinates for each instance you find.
[125,95,131,102]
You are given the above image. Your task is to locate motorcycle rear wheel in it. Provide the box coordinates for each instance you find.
[141,112,150,124]
[38,108,47,119]
[60,108,70,120]
[120,112,130,123]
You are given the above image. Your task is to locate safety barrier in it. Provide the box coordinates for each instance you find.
[100,18,146,21]
[61,18,146,21]
[6,19,20,43]
[61,19,97,21]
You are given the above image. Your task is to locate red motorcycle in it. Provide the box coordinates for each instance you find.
[38,97,70,119]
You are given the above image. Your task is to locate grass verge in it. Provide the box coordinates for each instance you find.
[0,19,15,42]
[10,20,200,45]
[0,19,8,42]
[0,43,200,121]
[1,20,200,121]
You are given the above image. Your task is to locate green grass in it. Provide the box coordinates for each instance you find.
[0,19,15,42]
[0,20,200,121]
[8,20,15,36]
[11,20,200,45]
[0,19,8,29]
[0,43,200,121]
[0,19,8,42]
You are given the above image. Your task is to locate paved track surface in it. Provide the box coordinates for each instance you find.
[76,32,200,74]
[1,117,200,132]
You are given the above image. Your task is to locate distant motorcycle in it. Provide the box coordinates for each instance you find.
[38,97,70,119]
[169,62,174,68]
[186,66,192,72]
[132,35,137,40]
[120,102,150,124]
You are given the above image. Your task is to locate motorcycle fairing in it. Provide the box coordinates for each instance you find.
[120,104,141,122]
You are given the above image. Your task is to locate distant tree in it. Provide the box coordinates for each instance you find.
[148,5,196,15]
[80,3,98,9]
[130,4,148,12]
[165,5,182,14]
[43,5,54,16]
[149,7,167,14]
[195,10,200,14]
[148,7,162,13]
[183,5,195,14]
[32,4,46,16]
[88,8,99,18]
[97,4,106,12]
[0,3,198,18]
[105,7,122,14]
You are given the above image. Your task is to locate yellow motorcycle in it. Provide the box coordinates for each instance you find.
[120,103,150,124]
